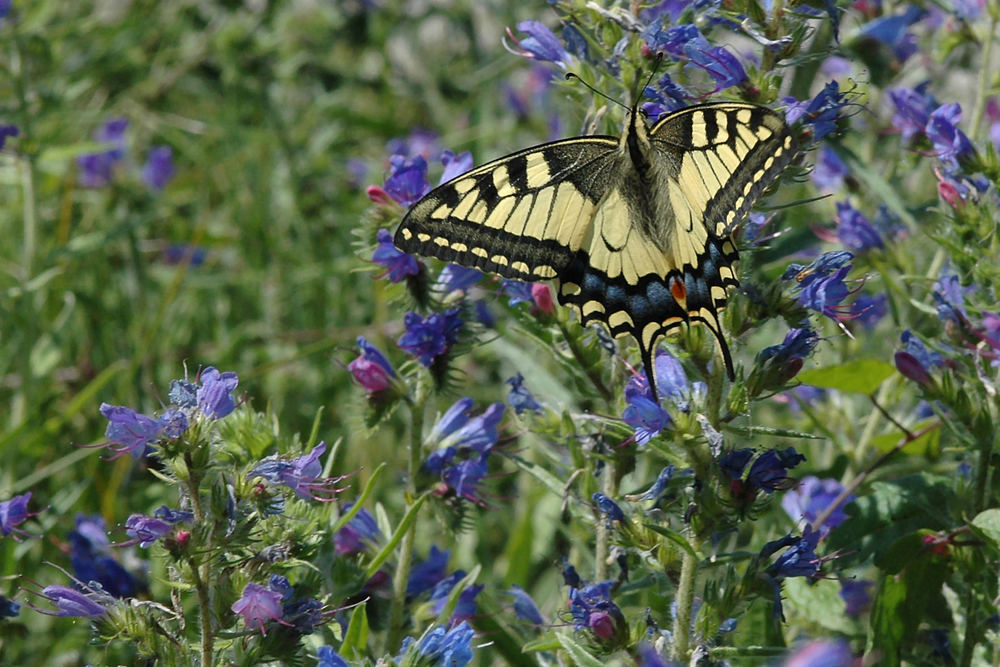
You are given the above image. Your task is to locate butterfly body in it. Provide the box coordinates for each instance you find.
[395,102,796,395]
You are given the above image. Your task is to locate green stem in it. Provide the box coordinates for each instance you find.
[386,392,426,651]
[968,15,998,139]
[594,458,619,582]
[671,540,699,661]
[556,320,614,402]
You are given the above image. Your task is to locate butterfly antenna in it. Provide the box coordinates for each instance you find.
[565,73,630,113]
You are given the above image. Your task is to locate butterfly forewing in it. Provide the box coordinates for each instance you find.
[395,137,619,281]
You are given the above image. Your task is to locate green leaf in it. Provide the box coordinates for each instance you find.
[339,603,369,659]
[783,577,855,634]
[365,493,428,578]
[522,633,563,652]
[644,524,698,559]
[329,462,387,535]
[555,632,604,667]
[726,424,826,440]
[972,509,1000,548]
[868,419,939,456]
[796,360,895,394]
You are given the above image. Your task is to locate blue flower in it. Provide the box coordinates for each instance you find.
[836,200,883,252]
[561,557,581,588]
[250,442,345,502]
[435,264,482,293]
[685,43,747,91]
[383,155,430,207]
[642,72,690,120]
[428,398,505,452]
[507,585,544,624]
[568,582,627,644]
[501,279,534,306]
[925,103,975,168]
[0,124,19,150]
[934,264,969,323]
[372,228,421,282]
[889,84,938,141]
[397,308,463,367]
[631,465,679,504]
[765,526,822,579]
[784,81,849,141]
[895,330,943,385]
[231,583,284,634]
[438,149,474,183]
[99,403,165,459]
[506,373,542,414]
[442,455,491,502]
[36,585,111,618]
[197,366,239,418]
[0,596,19,618]
[429,572,482,621]
[859,6,924,62]
[746,448,806,493]
[407,545,450,597]
[77,117,129,187]
[757,328,818,384]
[316,646,350,667]
[507,21,570,66]
[811,146,849,191]
[622,394,671,446]
[141,146,175,190]
[0,492,32,538]
[399,621,476,666]
[854,293,888,329]
[642,21,701,59]
[386,129,440,160]
[592,493,626,527]
[69,514,139,598]
[124,514,174,548]
[334,503,381,554]
[718,448,754,481]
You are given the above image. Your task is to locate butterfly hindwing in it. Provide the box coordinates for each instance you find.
[395,137,620,282]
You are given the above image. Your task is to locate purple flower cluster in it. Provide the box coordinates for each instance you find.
[397,308,464,367]
[423,398,505,502]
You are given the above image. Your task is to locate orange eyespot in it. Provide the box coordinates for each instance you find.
[670,276,687,305]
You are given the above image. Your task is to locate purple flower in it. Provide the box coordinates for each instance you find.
[840,580,873,615]
[407,545,450,597]
[232,583,284,635]
[783,81,848,141]
[197,366,238,418]
[69,514,138,597]
[506,21,569,66]
[100,403,164,459]
[812,146,849,191]
[77,117,129,188]
[400,621,476,666]
[501,279,534,306]
[441,455,491,501]
[719,448,755,481]
[592,493,626,528]
[435,264,482,293]
[889,85,938,142]
[632,466,678,504]
[746,448,806,493]
[124,514,174,548]
[372,228,421,282]
[397,308,464,367]
[507,585,544,624]
[895,330,943,385]
[785,639,855,667]
[836,200,884,251]
[438,149,474,184]
[333,503,381,554]
[568,582,627,645]
[37,585,110,618]
[250,442,344,502]
[141,146,175,189]
[925,103,975,168]
[781,476,853,530]
[348,335,397,394]
[154,504,194,524]
[0,492,32,538]
[383,155,430,207]
[782,250,854,283]
[561,557,581,588]
[386,129,440,160]
[0,124,18,150]
[506,373,542,414]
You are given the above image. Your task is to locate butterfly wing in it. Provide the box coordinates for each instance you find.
[395,137,620,282]
[557,103,797,383]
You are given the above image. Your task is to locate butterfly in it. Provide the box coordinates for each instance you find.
[394,100,797,397]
